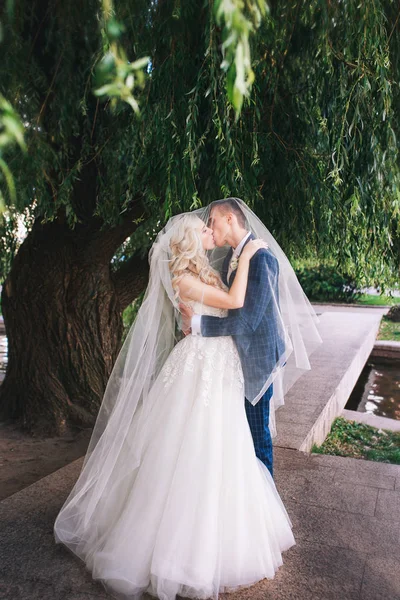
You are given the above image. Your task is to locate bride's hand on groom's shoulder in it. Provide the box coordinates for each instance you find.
[241,239,269,261]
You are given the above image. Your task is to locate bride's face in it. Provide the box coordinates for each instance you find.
[196,219,215,251]
[207,207,230,247]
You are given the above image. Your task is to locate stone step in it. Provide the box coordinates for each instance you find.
[371,340,400,361]
[342,408,400,432]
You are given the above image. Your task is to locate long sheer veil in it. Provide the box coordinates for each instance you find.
[203,198,322,437]
[54,199,321,561]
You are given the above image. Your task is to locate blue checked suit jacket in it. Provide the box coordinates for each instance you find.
[200,234,286,401]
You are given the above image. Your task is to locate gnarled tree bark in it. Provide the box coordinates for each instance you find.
[0,206,149,436]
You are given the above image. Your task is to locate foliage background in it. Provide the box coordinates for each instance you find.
[1,0,399,286]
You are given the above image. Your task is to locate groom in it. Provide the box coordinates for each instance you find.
[180,198,286,478]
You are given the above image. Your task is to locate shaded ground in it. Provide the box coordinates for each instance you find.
[0,316,92,501]
[1,448,400,600]
[1,304,400,598]
[0,421,91,501]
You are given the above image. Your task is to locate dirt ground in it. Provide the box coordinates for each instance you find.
[0,420,92,501]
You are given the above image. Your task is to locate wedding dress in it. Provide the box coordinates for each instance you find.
[61,301,295,600]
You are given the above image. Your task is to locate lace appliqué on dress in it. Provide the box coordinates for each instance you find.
[162,302,244,406]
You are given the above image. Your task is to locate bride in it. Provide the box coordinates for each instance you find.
[54,200,320,600]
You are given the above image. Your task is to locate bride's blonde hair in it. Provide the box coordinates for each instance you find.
[169,214,224,298]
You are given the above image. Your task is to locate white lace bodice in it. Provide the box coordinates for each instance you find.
[187,300,228,318]
[160,300,243,406]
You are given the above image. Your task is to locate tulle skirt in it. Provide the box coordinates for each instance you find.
[54,335,295,600]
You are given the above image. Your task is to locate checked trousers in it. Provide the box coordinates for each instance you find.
[245,383,274,478]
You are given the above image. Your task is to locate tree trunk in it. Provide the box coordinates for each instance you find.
[0,214,148,436]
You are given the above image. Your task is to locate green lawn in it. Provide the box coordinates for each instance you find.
[377,316,400,341]
[356,294,400,306]
[312,417,400,465]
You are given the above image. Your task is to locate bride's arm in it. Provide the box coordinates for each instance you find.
[177,240,268,310]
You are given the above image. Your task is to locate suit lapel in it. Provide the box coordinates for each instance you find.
[228,233,255,287]
[221,248,233,287]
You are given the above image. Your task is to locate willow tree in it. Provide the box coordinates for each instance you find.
[0,0,399,435]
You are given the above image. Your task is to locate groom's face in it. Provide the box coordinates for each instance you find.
[208,207,231,247]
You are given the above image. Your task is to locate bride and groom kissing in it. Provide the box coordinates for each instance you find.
[179,197,286,479]
[54,197,321,600]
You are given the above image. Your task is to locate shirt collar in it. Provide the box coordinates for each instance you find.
[233,231,251,257]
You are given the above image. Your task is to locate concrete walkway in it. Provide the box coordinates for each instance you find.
[0,450,399,600]
[311,304,390,316]
[275,310,382,452]
[1,304,399,599]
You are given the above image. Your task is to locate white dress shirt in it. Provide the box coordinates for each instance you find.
[191,231,251,336]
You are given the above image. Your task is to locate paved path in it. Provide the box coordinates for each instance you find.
[275,311,382,451]
[0,450,399,600]
[311,303,390,316]
[1,304,399,599]
[361,287,400,298]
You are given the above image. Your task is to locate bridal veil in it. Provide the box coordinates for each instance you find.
[54,198,321,560]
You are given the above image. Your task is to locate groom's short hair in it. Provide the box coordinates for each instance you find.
[211,198,247,229]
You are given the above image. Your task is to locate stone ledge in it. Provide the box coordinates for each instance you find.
[342,408,400,432]
[371,340,400,361]
[274,311,383,452]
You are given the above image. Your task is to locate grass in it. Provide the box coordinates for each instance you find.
[312,417,400,465]
[306,293,400,307]
[355,294,400,306]
[377,316,400,341]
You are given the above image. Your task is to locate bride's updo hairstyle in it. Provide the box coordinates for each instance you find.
[169,214,224,298]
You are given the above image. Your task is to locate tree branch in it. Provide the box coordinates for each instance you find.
[87,198,146,263]
[388,9,400,43]
[112,252,149,311]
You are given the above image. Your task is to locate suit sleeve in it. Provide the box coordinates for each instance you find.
[201,250,279,337]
